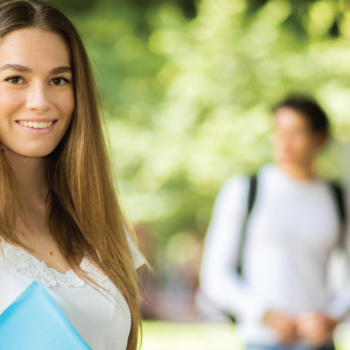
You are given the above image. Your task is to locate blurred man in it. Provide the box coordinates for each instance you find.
[200,97,350,350]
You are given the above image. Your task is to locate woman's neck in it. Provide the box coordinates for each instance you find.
[277,161,315,181]
[3,147,49,205]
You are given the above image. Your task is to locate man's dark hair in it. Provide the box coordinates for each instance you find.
[273,96,330,136]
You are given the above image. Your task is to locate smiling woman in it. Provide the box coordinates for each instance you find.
[0,1,145,350]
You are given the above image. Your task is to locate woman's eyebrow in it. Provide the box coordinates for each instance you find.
[0,64,71,74]
[0,64,31,73]
[50,66,71,74]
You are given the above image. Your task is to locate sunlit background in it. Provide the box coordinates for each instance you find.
[52,0,350,348]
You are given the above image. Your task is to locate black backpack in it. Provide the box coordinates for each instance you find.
[228,174,347,322]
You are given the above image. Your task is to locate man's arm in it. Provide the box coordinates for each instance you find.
[297,193,350,347]
[325,193,350,321]
[200,176,269,323]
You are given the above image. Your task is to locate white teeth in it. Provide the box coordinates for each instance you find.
[18,121,54,129]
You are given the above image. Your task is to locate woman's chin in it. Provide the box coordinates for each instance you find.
[2,145,56,159]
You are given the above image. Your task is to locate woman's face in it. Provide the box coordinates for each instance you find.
[0,27,74,158]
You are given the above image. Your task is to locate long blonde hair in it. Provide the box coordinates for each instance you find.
[0,0,143,348]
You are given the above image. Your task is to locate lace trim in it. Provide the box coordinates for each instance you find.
[80,259,109,285]
[3,241,108,288]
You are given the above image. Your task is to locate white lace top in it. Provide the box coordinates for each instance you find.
[0,235,146,350]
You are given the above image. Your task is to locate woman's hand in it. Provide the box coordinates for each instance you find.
[296,313,338,348]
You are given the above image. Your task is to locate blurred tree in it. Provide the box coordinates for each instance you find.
[108,0,350,260]
[52,0,197,21]
[53,0,348,40]
[246,0,347,40]
[49,0,350,275]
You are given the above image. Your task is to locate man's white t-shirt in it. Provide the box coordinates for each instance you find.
[200,164,350,346]
[0,233,146,350]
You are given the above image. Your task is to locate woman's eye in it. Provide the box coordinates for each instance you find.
[7,76,24,84]
[50,77,68,86]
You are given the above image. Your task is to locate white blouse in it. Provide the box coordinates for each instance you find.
[0,234,146,350]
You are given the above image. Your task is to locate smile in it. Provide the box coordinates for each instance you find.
[16,120,56,129]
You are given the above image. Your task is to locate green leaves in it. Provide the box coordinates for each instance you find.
[54,0,350,261]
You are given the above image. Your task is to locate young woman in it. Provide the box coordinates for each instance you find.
[0,1,145,349]
[200,97,350,350]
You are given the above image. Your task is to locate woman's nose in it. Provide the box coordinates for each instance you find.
[26,81,50,113]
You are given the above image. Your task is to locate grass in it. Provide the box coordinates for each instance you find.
[140,321,350,350]
[141,321,242,350]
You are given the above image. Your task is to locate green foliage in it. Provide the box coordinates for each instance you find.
[245,0,347,40]
[51,0,350,266]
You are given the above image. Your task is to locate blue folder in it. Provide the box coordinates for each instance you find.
[0,281,91,349]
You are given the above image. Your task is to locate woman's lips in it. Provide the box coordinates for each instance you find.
[17,120,55,129]
[15,120,58,135]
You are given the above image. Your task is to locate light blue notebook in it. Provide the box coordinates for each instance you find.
[0,281,91,349]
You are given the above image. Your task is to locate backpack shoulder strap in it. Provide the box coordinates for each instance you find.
[247,175,258,215]
[328,181,346,247]
[236,174,258,275]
